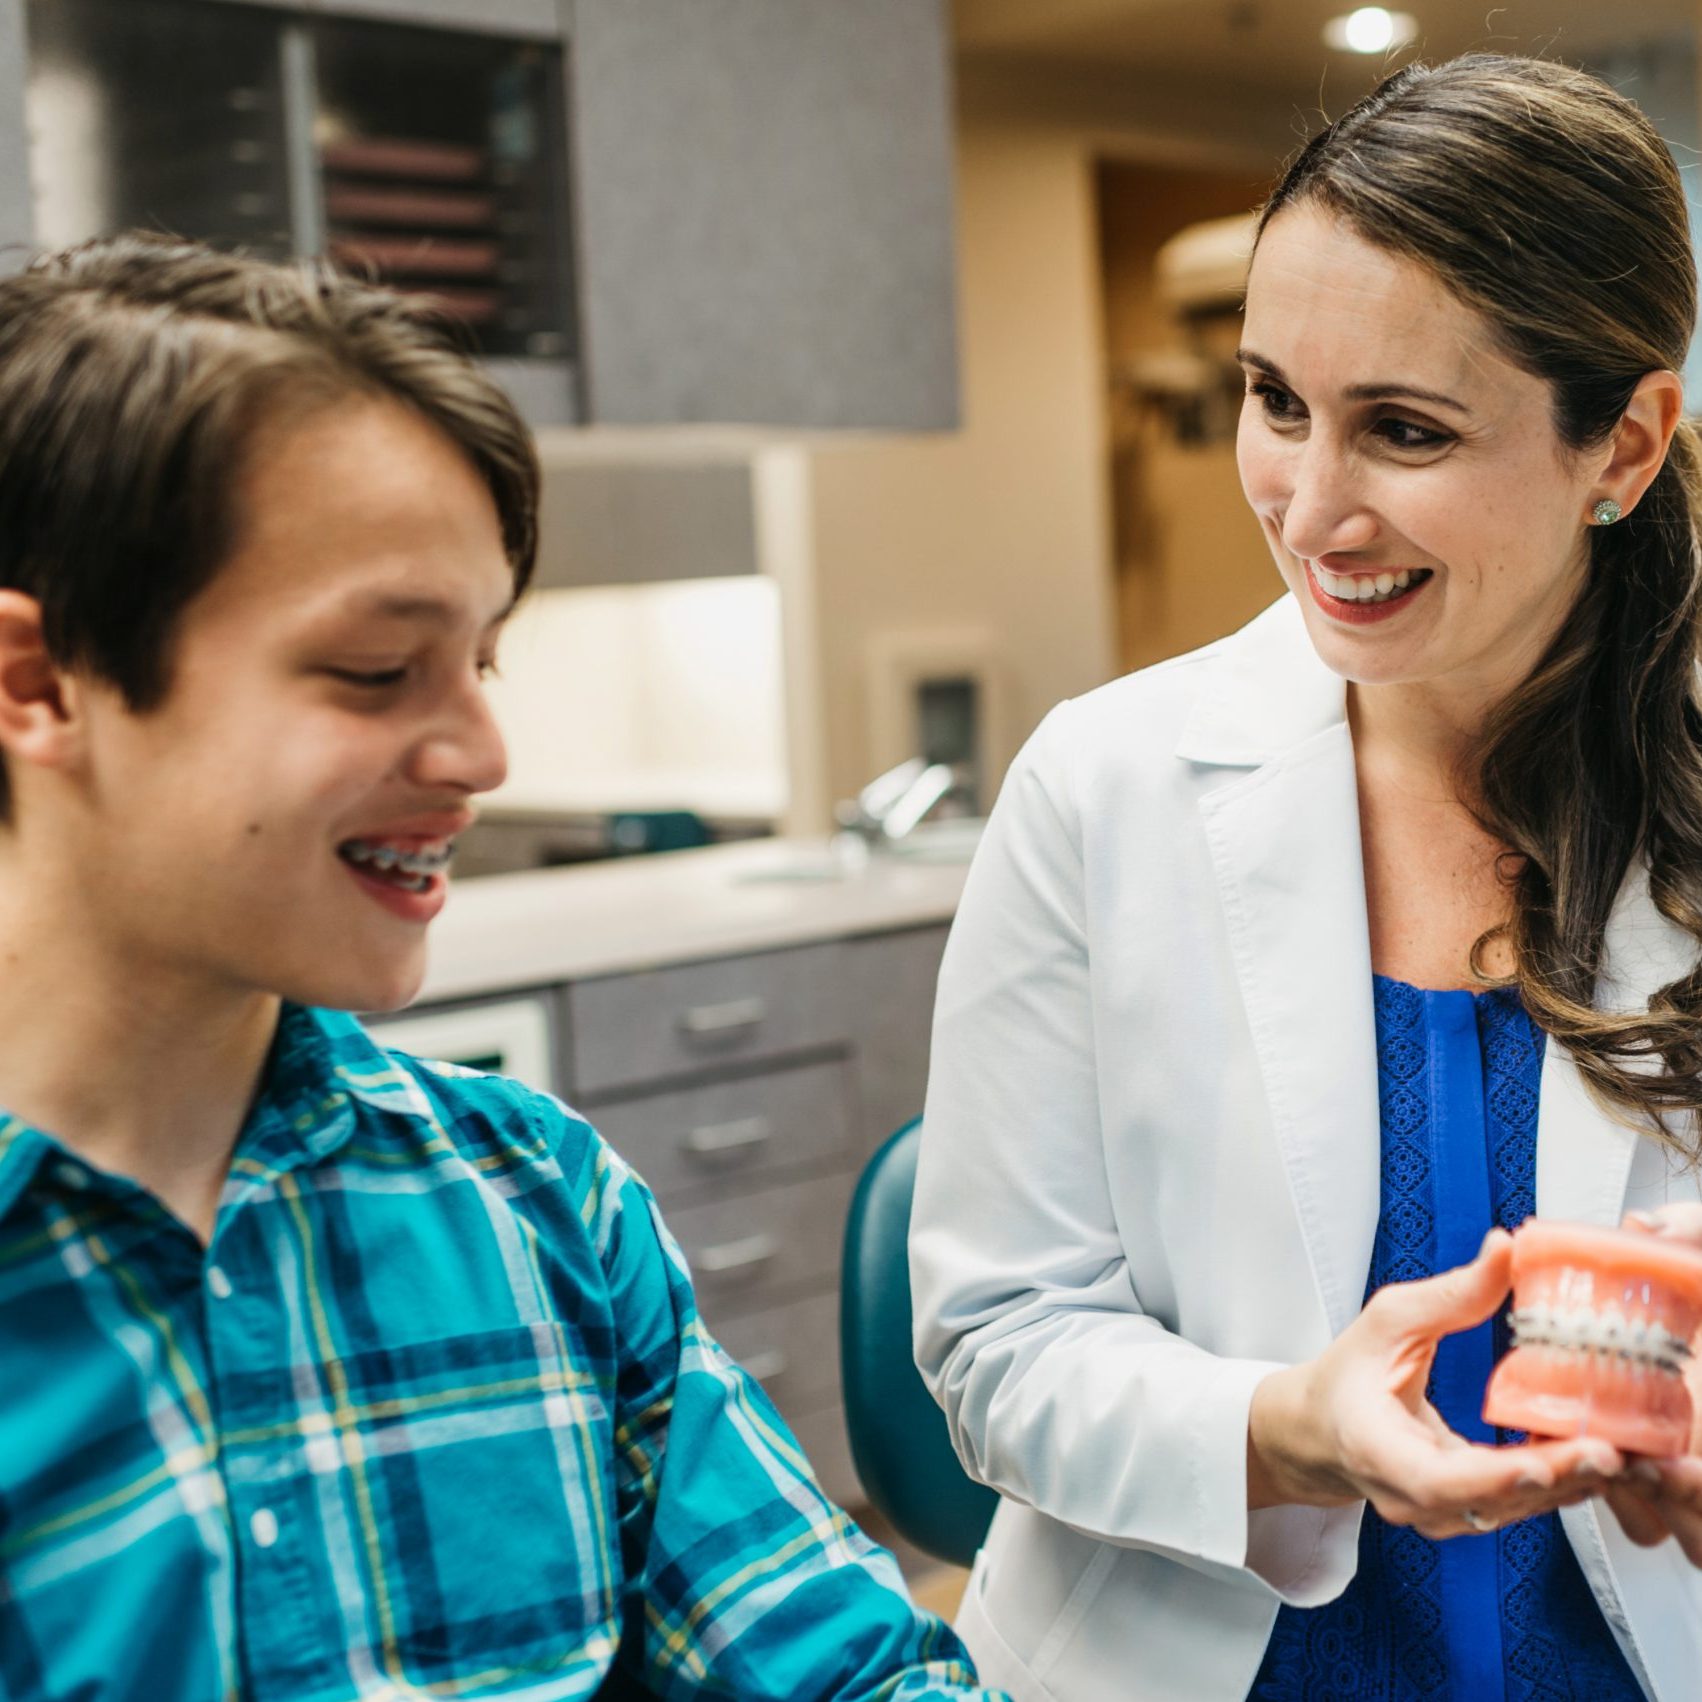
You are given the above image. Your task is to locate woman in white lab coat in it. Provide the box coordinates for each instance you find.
[912,54,1702,1702]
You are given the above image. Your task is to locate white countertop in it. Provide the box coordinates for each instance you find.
[417,836,970,1002]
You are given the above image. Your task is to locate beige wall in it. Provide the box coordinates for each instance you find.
[795,60,1296,820]
[489,63,1302,832]
[802,115,1117,815]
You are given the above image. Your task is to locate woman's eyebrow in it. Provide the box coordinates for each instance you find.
[1236,347,1471,415]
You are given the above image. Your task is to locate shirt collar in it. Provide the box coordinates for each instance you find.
[231,1002,431,1181]
[0,1003,421,1226]
[0,1117,54,1226]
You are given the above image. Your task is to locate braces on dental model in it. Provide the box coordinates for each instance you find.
[1508,1303,1693,1375]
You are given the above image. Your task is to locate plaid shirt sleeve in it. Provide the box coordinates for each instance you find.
[559,1121,1004,1701]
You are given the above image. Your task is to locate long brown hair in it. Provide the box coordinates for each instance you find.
[1261,55,1702,1153]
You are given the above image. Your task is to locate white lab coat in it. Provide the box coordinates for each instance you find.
[911,594,1702,1702]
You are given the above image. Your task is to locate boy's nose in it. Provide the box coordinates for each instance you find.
[413,683,508,796]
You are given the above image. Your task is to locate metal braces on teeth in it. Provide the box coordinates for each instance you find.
[1509,1303,1692,1373]
[342,841,452,877]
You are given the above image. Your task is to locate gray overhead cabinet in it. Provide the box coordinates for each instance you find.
[568,0,959,431]
[2,0,960,431]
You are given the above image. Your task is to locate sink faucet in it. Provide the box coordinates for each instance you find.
[834,758,961,847]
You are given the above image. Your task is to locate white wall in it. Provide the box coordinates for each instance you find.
[483,576,788,819]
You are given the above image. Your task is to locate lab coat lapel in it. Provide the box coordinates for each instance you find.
[1535,862,1696,1226]
[1183,600,1381,1339]
[1533,1045,1636,1227]
[1541,865,1700,1702]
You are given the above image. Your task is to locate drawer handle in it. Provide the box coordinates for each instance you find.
[695,1233,779,1277]
[678,997,768,1039]
[741,1349,789,1384]
[685,1117,773,1159]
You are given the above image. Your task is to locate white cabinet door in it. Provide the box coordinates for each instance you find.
[363,994,557,1096]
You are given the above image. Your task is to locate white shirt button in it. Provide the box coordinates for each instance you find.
[55,1163,90,1191]
[249,1508,279,1549]
[206,1266,233,1301]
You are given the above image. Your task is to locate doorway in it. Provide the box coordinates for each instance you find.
[1095,157,1279,674]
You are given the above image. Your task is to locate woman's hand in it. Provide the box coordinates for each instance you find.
[1607,1203,1702,1563]
[1247,1228,1623,1536]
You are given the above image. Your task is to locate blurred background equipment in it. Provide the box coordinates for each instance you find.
[23,0,576,410]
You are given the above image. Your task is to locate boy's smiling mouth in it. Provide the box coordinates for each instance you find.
[337,837,454,893]
[335,814,472,920]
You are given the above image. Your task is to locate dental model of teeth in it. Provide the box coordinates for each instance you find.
[1508,1303,1690,1373]
[1482,1219,1702,1456]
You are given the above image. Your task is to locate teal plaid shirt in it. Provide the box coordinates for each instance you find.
[0,1004,1001,1701]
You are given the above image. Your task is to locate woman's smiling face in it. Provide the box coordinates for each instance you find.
[1237,202,1605,700]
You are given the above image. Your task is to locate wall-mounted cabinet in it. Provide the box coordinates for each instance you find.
[1,0,960,432]
[568,0,959,431]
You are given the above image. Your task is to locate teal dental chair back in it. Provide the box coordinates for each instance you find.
[840,1119,998,1568]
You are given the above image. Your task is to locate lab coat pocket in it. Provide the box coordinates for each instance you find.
[953,1548,1066,1702]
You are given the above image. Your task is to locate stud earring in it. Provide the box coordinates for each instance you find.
[1592,498,1624,525]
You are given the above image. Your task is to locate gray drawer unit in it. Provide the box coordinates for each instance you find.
[586,1060,855,1208]
[842,924,950,1153]
[568,942,848,1098]
[369,914,953,1518]
[713,1289,841,1420]
[666,1171,854,1317]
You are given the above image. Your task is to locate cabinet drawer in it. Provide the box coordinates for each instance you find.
[568,943,847,1097]
[842,925,950,1152]
[589,1061,855,1206]
[667,1172,853,1315]
[712,1289,841,1417]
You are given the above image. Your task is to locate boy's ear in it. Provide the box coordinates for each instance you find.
[0,591,83,777]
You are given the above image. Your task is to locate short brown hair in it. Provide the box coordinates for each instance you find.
[0,230,539,811]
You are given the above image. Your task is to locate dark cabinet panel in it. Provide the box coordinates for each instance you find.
[184,0,559,33]
[310,13,575,361]
[22,0,574,367]
[306,0,560,37]
[0,1,31,263]
[24,0,295,257]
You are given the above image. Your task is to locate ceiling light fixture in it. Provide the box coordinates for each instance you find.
[1322,7,1419,54]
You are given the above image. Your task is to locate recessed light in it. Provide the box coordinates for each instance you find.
[1322,8,1418,54]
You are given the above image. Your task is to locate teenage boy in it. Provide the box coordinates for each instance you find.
[0,235,1003,1702]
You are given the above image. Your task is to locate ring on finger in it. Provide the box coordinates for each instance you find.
[1463,1508,1497,1534]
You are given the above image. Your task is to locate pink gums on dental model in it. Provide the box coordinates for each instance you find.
[1483,1220,1702,1456]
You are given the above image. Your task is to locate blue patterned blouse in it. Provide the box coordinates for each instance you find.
[1247,976,1645,1701]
